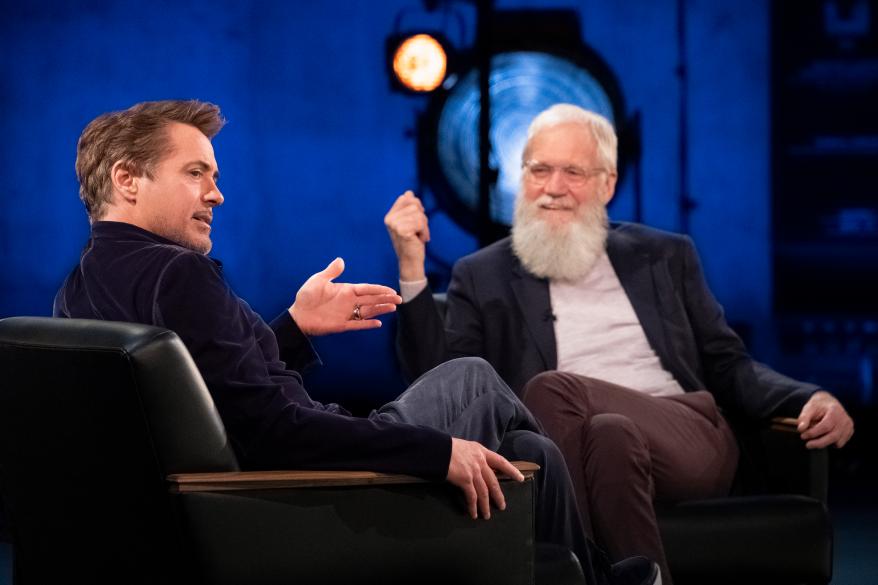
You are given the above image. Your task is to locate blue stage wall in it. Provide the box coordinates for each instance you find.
[0,0,769,404]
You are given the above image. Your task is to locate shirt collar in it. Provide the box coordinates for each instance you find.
[90,221,223,267]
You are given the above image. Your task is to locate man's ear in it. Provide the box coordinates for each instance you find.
[110,161,139,204]
[600,171,618,205]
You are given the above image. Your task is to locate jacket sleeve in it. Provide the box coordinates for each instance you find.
[395,285,449,382]
[679,236,818,419]
[444,258,493,359]
[268,309,322,374]
[395,258,490,382]
[154,252,451,479]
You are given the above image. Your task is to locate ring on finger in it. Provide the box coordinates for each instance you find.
[352,304,362,320]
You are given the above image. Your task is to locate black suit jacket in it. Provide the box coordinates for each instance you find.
[398,222,817,421]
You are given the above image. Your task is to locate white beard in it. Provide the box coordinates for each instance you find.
[511,195,609,281]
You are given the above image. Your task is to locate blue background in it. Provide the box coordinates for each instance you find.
[1,1,876,582]
[0,0,776,404]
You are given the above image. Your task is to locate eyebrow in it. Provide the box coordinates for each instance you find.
[186,160,220,182]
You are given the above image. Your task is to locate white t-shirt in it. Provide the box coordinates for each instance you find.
[550,252,685,397]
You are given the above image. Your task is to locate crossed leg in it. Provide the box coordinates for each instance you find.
[522,371,739,585]
[374,358,596,581]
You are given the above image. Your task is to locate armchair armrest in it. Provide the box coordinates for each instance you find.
[770,416,799,432]
[733,417,828,501]
[168,462,539,585]
[760,417,828,501]
[168,461,539,492]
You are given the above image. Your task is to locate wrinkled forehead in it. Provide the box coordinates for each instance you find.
[526,122,599,166]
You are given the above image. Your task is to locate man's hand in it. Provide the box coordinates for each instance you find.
[446,438,524,520]
[384,191,430,282]
[796,390,854,449]
[289,258,402,336]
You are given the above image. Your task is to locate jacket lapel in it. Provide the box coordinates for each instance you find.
[607,228,671,367]
[510,260,557,370]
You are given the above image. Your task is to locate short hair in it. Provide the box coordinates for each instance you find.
[75,100,226,221]
[522,104,618,171]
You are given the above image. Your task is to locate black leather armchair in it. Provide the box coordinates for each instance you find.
[431,293,832,585]
[0,316,538,585]
[657,418,832,585]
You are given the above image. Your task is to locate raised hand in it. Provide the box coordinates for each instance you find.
[289,258,402,336]
[384,190,430,281]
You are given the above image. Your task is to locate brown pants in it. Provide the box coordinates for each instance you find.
[522,371,739,585]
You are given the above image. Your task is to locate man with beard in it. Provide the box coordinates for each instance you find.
[384,103,854,585]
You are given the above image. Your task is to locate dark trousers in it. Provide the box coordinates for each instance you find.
[523,371,739,585]
[374,358,598,584]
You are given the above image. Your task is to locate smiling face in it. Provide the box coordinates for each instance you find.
[521,122,617,227]
[128,122,223,253]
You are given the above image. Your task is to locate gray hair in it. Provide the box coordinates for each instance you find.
[522,104,618,171]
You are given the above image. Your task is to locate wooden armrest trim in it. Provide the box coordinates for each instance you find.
[770,417,800,433]
[168,461,539,493]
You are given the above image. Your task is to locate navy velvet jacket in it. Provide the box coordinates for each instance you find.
[55,221,450,478]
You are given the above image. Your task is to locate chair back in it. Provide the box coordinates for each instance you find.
[433,292,448,321]
[0,316,238,584]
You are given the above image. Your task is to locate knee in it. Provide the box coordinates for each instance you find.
[585,414,648,461]
[444,356,495,377]
[432,356,499,388]
[435,356,518,403]
[523,371,599,415]
[523,371,570,405]
[505,431,567,470]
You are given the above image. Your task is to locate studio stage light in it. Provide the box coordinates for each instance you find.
[388,33,451,93]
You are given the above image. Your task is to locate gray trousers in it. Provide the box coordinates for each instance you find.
[371,357,596,582]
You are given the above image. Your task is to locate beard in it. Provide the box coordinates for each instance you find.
[152,218,213,254]
[511,194,609,281]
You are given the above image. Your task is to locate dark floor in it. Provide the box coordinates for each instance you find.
[826,487,878,584]
[0,545,7,585]
[1,498,876,584]
[825,405,878,584]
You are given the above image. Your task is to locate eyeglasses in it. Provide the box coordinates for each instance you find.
[522,160,608,187]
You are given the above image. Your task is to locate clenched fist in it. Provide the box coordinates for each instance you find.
[384,191,430,281]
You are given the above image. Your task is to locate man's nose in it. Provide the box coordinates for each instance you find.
[204,182,224,207]
[544,168,568,195]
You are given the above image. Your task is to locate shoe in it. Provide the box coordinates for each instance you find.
[610,556,661,585]
[535,543,586,585]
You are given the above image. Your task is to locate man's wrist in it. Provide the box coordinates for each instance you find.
[397,256,426,282]
[399,268,426,282]
[288,304,312,335]
[399,278,428,303]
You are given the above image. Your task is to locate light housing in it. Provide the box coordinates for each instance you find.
[387,32,452,93]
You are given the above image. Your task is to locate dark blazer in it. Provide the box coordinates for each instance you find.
[398,222,817,421]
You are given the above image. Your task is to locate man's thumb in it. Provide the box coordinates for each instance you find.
[798,407,813,431]
[322,257,345,281]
